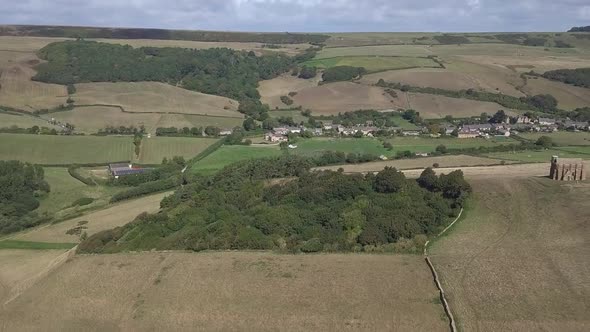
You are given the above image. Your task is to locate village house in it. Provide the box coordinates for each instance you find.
[286,126,302,134]
[457,129,479,139]
[310,128,323,136]
[322,124,334,130]
[273,127,289,135]
[402,130,421,136]
[562,121,589,131]
[442,124,456,135]
[265,132,288,143]
[516,115,532,124]
[461,123,492,133]
[219,128,233,136]
[538,117,556,126]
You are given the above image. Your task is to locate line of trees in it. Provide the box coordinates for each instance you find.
[0,161,50,234]
[542,68,590,88]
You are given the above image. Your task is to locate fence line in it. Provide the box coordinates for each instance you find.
[423,208,463,332]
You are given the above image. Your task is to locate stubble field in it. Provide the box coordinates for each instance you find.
[0,252,448,331]
[429,178,590,331]
[73,82,240,117]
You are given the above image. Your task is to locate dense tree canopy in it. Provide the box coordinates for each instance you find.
[542,68,590,88]
[79,156,470,253]
[568,26,590,32]
[0,161,50,234]
[322,66,366,82]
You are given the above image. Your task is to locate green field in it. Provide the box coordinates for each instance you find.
[518,132,590,146]
[0,240,76,250]
[138,137,220,164]
[385,136,519,154]
[486,149,590,163]
[304,56,439,73]
[292,138,389,156]
[268,110,309,123]
[0,134,134,164]
[191,145,282,174]
[37,167,126,220]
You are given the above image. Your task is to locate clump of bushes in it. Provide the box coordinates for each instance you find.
[70,197,94,207]
[280,95,294,106]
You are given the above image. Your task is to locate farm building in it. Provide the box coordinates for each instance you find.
[549,156,586,181]
[109,163,149,178]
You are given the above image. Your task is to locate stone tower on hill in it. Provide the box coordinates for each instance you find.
[549,156,586,181]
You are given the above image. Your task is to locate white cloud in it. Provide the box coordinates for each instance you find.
[0,0,588,32]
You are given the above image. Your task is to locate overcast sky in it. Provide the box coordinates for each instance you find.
[2,0,589,32]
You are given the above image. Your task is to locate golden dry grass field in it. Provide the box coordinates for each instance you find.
[315,154,514,173]
[258,73,322,109]
[405,92,519,119]
[0,249,70,305]
[73,82,240,116]
[430,178,590,331]
[289,82,404,114]
[0,36,308,55]
[12,191,170,244]
[0,252,448,331]
[0,51,67,111]
[521,77,590,110]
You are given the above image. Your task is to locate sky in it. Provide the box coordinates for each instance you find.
[1,0,589,32]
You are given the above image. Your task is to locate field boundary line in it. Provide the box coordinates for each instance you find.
[423,207,463,332]
[3,245,77,306]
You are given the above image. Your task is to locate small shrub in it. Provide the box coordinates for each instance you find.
[280,95,294,106]
[71,197,94,207]
[300,238,322,253]
[433,163,440,168]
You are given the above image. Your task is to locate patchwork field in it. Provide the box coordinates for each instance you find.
[191,145,282,174]
[291,82,404,114]
[429,178,590,331]
[406,92,519,119]
[137,137,220,164]
[0,36,308,55]
[13,192,170,244]
[521,77,590,110]
[0,252,448,331]
[73,82,240,116]
[0,133,133,164]
[304,56,439,72]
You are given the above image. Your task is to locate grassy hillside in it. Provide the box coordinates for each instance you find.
[138,137,220,164]
[191,145,282,174]
[430,178,590,331]
[0,25,329,44]
[304,56,439,73]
